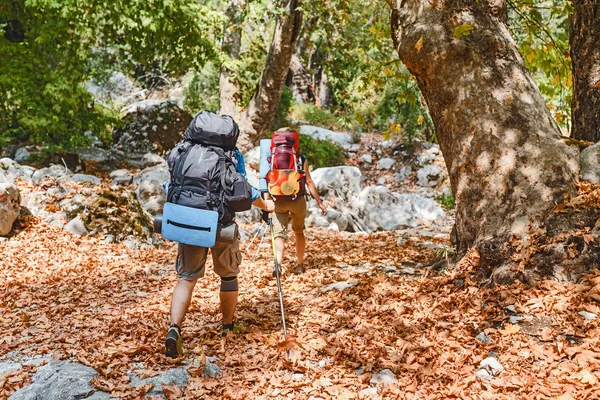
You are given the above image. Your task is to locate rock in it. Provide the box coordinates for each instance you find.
[476,368,493,381]
[134,166,170,215]
[71,174,101,185]
[581,142,600,183]
[328,222,340,231]
[311,166,362,201]
[479,357,504,376]
[9,360,109,400]
[86,71,144,108]
[0,158,36,184]
[203,357,222,378]
[321,281,355,292]
[417,165,444,187]
[109,169,131,178]
[0,361,21,376]
[504,305,516,313]
[376,157,395,170]
[475,332,493,344]
[111,176,133,186]
[358,154,372,164]
[353,186,445,231]
[141,153,167,168]
[417,153,436,166]
[395,166,412,182]
[112,100,192,157]
[14,148,31,163]
[377,177,386,185]
[130,367,187,398]
[299,125,353,149]
[579,311,597,320]
[348,143,361,153]
[0,183,20,236]
[65,217,88,236]
[32,165,73,185]
[243,146,261,171]
[369,369,398,385]
[359,387,379,398]
[73,147,109,164]
[509,316,526,324]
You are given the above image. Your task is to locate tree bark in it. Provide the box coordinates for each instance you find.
[289,54,315,104]
[236,0,302,152]
[570,0,600,143]
[386,0,579,276]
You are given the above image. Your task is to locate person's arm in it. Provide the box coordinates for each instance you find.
[304,160,327,216]
[235,149,274,212]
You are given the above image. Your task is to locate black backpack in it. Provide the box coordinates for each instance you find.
[167,111,252,225]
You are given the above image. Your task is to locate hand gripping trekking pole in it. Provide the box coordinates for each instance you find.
[264,211,290,359]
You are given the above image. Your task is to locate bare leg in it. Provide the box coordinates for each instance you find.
[220,290,238,325]
[294,230,306,265]
[275,237,285,265]
[170,279,197,327]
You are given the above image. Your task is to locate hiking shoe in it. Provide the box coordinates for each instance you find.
[165,325,183,358]
[294,264,305,275]
[222,323,235,337]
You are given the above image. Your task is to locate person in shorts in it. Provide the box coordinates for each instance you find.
[165,149,274,358]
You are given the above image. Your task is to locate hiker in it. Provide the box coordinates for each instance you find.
[163,111,274,358]
[265,129,327,275]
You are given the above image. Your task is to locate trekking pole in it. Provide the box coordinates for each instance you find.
[252,228,267,262]
[264,211,290,359]
[244,221,266,256]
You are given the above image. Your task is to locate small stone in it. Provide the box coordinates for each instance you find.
[355,367,364,376]
[64,217,88,236]
[358,154,372,164]
[475,332,493,344]
[370,369,397,385]
[202,357,222,378]
[321,281,355,292]
[71,174,101,185]
[476,368,493,381]
[578,311,597,320]
[509,316,525,324]
[360,387,378,398]
[377,177,386,185]
[14,148,31,163]
[348,144,361,153]
[504,305,516,313]
[328,222,340,232]
[479,357,504,376]
[376,157,395,170]
[111,176,133,186]
[109,169,131,178]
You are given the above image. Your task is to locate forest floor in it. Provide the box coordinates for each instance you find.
[2,212,600,399]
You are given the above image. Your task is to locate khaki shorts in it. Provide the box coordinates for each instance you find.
[175,234,242,280]
[273,196,307,240]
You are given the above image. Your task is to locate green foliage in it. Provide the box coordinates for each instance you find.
[271,86,294,131]
[183,63,220,114]
[291,104,342,131]
[435,193,455,211]
[299,134,346,169]
[0,0,220,149]
[508,0,572,128]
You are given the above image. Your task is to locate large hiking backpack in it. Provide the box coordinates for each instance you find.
[166,111,252,226]
[266,130,306,199]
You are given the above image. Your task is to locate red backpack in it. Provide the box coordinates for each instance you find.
[266,130,306,199]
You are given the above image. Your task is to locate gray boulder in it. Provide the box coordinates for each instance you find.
[14,148,31,163]
[0,183,20,236]
[32,165,73,185]
[64,216,88,236]
[244,146,261,171]
[71,174,101,185]
[130,367,187,398]
[0,158,36,184]
[353,186,445,231]
[134,166,170,215]
[311,166,362,201]
[299,126,353,149]
[581,142,600,183]
[141,153,167,168]
[9,361,109,400]
[358,154,372,164]
[73,147,109,164]
[376,157,395,170]
[417,165,444,187]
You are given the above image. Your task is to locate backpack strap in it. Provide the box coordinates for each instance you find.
[168,143,194,203]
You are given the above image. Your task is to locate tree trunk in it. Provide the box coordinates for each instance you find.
[570,0,600,143]
[386,0,579,277]
[289,54,315,104]
[219,0,247,123]
[236,0,302,152]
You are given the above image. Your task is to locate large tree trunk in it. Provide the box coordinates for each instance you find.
[219,0,247,122]
[236,0,302,152]
[570,0,600,143]
[386,0,580,277]
[288,54,315,104]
